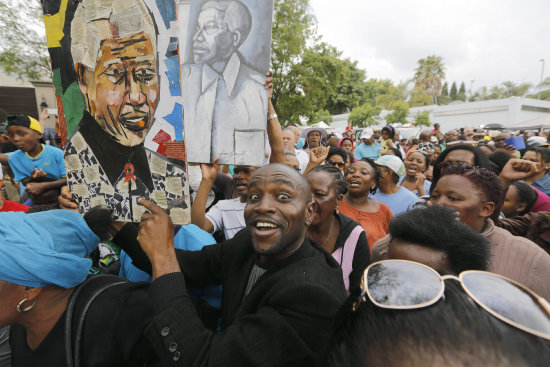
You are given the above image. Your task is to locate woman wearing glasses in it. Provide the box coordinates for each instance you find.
[305,165,370,291]
[324,147,348,174]
[338,159,393,252]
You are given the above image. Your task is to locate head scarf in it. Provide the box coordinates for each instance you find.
[0,210,99,288]
[338,137,354,149]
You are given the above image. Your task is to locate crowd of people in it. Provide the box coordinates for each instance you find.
[1,80,550,366]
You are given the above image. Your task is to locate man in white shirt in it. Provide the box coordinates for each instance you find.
[282,128,309,174]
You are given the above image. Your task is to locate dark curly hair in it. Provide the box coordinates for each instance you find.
[430,144,492,193]
[388,206,490,273]
[439,162,503,220]
[381,125,396,139]
[307,165,347,195]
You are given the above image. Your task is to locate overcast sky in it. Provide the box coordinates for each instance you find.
[309,0,549,93]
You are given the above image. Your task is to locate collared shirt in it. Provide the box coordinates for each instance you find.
[532,174,550,195]
[65,120,190,223]
[182,53,267,165]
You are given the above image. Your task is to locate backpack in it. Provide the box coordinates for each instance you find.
[64,274,127,367]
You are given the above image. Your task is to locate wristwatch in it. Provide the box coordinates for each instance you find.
[267,113,278,121]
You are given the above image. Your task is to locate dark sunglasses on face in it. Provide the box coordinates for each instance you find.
[353,259,550,340]
[326,160,346,168]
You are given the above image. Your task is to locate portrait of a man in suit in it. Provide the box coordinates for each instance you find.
[64,0,190,223]
[183,0,268,165]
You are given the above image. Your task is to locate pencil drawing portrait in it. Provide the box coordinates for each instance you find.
[183,0,273,165]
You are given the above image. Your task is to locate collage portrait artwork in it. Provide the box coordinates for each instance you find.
[42,0,190,223]
[181,0,274,165]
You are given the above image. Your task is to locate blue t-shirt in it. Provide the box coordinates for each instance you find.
[371,187,417,216]
[397,176,431,197]
[8,144,66,195]
[354,141,380,160]
[119,224,222,309]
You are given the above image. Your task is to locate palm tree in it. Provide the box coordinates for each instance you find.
[414,56,446,105]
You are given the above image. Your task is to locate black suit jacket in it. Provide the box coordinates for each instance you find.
[116,226,346,366]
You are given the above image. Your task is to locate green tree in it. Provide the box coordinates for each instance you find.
[385,101,409,125]
[450,82,457,100]
[441,82,449,96]
[377,82,409,110]
[0,0,51,80]
[414,55,446,104]
[271,0,316,122]
[459,82,466,94]
[414,110,431,127]
[501,81,532,97]
[325,59,367,114]
[348,102,381,127]
[362,78,393,106]
[312,109,333,123]
[277,43,349,125]
[409,86,433,107]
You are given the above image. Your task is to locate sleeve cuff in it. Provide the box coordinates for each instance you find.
[150,272,189,313]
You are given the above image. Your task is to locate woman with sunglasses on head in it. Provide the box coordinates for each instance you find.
[338,159,394,252]
[325,261,550,367]
[305,166,370,291]
[399,150,431,197]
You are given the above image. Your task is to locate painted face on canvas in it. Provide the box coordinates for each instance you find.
[192,7,234,65]
[80,31,159,146]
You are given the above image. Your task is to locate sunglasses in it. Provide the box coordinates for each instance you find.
[326,160,346,168]
[355,260,550,340]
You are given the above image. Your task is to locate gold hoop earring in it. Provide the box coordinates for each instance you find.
[16,298,37,313]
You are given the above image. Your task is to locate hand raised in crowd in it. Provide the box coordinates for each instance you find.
[58,185,79,211]
[137,198,180,279]
[264,70,273,99]
[310,146,330,165]
[415,171,426,188]
[200,157,220,183]
[499,158,538,183]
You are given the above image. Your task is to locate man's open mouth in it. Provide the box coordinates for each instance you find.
[119,112,149,132]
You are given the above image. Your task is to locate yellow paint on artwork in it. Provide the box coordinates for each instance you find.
[43,0,69,48]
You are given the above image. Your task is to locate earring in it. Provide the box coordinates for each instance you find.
[16,298,37,313]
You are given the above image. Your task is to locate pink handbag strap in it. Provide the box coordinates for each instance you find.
[332,225,364,291]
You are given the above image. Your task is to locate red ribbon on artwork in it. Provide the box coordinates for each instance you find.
[124,163,136,183]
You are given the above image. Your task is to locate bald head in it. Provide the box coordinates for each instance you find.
[251,164,312,203]
[419,130,432,143]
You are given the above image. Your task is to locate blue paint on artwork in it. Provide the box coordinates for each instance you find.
[165,56,181,96]
[155,0,176,29]
[166,36,178,58]
[163,103,184,141]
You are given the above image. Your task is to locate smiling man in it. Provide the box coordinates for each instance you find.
[123,164,346,366]
[64,0,189,222]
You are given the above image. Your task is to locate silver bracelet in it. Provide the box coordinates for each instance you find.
[267,113,278,121]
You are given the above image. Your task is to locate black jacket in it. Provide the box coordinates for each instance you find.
[116,226,347,366]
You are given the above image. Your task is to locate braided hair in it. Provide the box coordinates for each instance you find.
[360,158,380,195]
[307,165,347,195]
[510,181,538,216]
